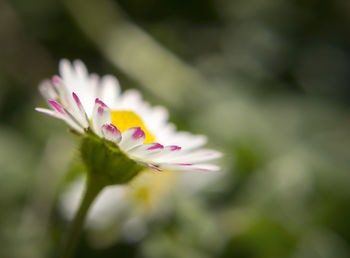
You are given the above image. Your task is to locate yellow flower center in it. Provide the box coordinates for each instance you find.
[111,110,155,144]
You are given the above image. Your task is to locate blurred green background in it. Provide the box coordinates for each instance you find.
[1,0,350,257]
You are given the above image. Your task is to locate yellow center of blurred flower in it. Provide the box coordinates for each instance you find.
[111,111,155,143]
[130,170,176,211]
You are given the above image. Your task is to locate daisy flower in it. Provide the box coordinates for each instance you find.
[36,59,222,174]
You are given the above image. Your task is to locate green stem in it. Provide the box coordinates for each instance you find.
[60,175,106,258]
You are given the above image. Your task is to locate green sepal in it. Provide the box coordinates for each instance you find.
[80,131,144,185]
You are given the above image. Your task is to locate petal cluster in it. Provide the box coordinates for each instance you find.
[36,60,222,172]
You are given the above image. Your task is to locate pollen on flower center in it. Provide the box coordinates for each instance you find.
[111,111,155,144]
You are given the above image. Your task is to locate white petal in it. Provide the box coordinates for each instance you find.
[158,130,208,150]
[160,163,220,172]
[59,59,72,78]
[146,163,162,171]
[118,90,143,109]
[70,92,90,128]
[101,124,122,144]
[73,60,89,79]
[97,75,121,107]
[171,132,207,150]
[128,143,164,159]
[35,107,60,118]
[159,149,223,164]
[145,105,169,133]
[119,127,145,151]
[59,59,76,93]
[147,145,182,162]
[37,101,84,133]
[92,99,111,137]
[39,80,58,100]
[59,59,97,117]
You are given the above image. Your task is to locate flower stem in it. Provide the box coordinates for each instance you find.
[60,175,106,258]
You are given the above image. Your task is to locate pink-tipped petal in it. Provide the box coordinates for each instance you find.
[92,99,111,136]
[169,145,181,151]
[42,75,72,110]
[48,100,65,114]
[98,106,104,115]
[146,143,164,150]
[128,142,164,160]
[95,98,108,107]
[147,164,162,172]
[39,80,58,100]
[35,106,84,133]
[52,75,62,85]
[132,127,145,140]
[35,107,60,118]
[147,145,183,164]
[69,92,90,129]
[72,92,83,110]
[119,127,146,151]
[101,123,122,143]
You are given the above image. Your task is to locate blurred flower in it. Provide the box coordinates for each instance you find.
[36,59,222,173]
[61,169,176,243]
[61,163,222,245]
